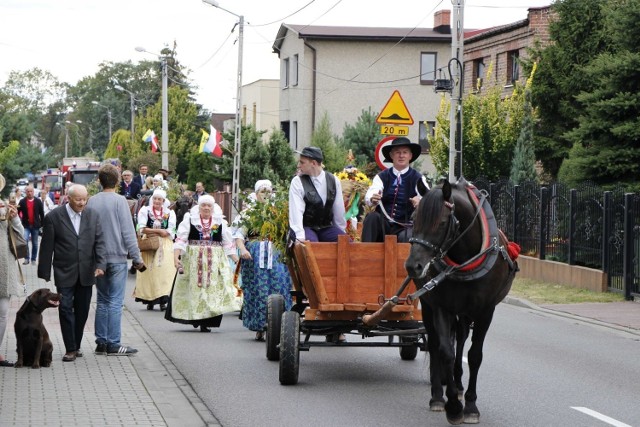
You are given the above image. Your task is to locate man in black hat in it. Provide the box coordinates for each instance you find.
[289,146,347,242]
[361,137,429,243]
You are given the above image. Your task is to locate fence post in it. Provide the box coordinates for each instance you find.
[539,186,548,260]
[568,189,576,265]
[623,193,633,300]
[602,191,611,275]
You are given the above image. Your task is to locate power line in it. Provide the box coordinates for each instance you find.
[248,0,317,27]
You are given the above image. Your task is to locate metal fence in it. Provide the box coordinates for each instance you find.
[471,178,640,300]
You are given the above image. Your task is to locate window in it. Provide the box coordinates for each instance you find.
[281,58,290,89]
[507,50,520,85]
[418,120,435,153]
[291,121,298,149]
[292,54,299,86]
[420,52,436,85]
[473,59,485,90]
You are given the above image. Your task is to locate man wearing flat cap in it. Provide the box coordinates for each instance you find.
[289,146,347,242]
[361,137,429,243]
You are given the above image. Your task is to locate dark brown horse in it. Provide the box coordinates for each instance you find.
[404,179,518,425]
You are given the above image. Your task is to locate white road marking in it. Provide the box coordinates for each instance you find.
[571,407,632,427]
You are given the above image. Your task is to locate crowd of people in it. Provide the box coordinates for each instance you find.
[0,136,429,366]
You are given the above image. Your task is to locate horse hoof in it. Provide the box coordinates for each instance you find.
[464,413,480,424]
[429,399,445,412]
[446,413,464,425]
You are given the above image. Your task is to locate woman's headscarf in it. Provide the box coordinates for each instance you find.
[198,194,216,206]
[254,179,272,193]
[152,189,167,200]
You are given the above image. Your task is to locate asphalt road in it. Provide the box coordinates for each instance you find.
[124,276,640,427]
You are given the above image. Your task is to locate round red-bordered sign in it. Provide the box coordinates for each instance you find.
[374,136,397,170]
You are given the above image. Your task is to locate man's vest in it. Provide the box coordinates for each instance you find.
[300,172,337,230]
[377,167,422,223]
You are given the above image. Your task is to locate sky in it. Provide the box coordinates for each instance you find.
[0,0,551,113]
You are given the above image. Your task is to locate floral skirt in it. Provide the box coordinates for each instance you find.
[240,240,292,331]
[165,243,242,327]
[134,236,174,305]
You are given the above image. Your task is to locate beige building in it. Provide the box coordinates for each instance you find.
[272,11,454,173]
[240,79,280,143]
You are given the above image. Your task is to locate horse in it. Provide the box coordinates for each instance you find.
[404,178,519,425]
[171,192,196,225]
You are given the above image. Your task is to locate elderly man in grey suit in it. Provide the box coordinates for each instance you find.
[38,184,106,362]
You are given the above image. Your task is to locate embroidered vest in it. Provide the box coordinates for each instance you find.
[301,172,337,230]
[378,168,422,223]
[188,222,222,242]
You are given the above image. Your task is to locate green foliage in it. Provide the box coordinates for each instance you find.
[560,0,640,189]
[104,129,142,166]
[341,107,381,167]
[524,0,608,179]
[510,91,538,184]
[429,63,529,180]
[0,141,21,195]
[234,189,290,259]
[239,126,269,191]
[264,128,296,184]
[311,112,347,173]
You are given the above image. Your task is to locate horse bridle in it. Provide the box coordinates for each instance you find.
[408,200,460,262]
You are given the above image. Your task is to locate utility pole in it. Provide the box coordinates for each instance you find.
[448,0,465,182]
[161,55,169,170]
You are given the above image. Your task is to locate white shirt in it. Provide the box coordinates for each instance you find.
[365,166,429,206]
[65,204,82,234]
[288,172,347,241]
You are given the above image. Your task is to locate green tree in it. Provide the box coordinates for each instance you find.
[524,0,608,179]
[341,107,380,167]
[311,112,346,173]
[0,140,21,195]
[560,0,640,190]
[264,128,296,184]
[239,126,269,190]
[510,90,538,184]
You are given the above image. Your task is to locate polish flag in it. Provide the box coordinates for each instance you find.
[203,125,223,157]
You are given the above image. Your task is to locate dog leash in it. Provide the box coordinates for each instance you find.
[8,223,27,295]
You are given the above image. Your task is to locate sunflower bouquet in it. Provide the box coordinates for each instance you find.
[334,166,371,241]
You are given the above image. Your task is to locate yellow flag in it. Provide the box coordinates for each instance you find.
[199,129,209,153]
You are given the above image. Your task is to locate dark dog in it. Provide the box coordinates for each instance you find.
[14,288,61,369]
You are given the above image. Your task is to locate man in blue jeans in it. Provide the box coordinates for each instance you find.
[17,186,45,265]
[88,164,146,356]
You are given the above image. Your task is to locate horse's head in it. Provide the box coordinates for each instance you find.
[405,179,460,279]
[172,195,195,225]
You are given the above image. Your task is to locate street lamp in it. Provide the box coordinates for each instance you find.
[91,101,113,142]
[115,84,136,143]
[135,46,169,170]
[56,120,81,158]
[202,0,244,212]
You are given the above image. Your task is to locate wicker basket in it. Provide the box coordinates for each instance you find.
[138,235,160,252]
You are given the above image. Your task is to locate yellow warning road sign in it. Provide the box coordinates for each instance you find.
[376,90,414,125]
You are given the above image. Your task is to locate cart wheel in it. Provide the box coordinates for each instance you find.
[399,336,419,360]
[279,311,300,385]
[266,294,285,361]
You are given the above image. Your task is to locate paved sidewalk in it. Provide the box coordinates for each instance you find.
[0,263,220,427]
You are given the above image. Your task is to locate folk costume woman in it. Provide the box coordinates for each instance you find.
[165,195,241,332]
[134,189,176,311]
[232,180,292,341]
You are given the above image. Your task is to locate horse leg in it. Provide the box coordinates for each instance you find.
[423,304,445,412]
[463,307,495,424]
[454,316,471,400]
[432,308,464,425]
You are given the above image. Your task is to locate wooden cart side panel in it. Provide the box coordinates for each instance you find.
[293,243,326,307]
[336,235,350,302]
[384,235,399,298]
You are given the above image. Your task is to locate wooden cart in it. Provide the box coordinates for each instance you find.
[266,234,426,385]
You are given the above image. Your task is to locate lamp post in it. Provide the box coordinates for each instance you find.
[115,85,136,143]
[136,47,169,170]
[91,101,112,142]
[56,120,81,158]
[202,0,244,212]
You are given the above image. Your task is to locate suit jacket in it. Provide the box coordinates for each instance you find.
[133,174,147,189]
[37,205,107,287]
[18,197,45,228]
[119,180,141,200]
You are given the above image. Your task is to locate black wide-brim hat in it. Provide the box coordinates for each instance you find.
[381,137,421,163]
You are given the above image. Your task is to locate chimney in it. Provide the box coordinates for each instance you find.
[434,10,451,34]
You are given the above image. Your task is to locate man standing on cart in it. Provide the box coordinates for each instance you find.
[289,146,347,243]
